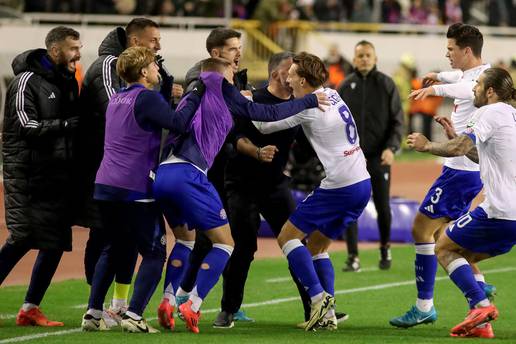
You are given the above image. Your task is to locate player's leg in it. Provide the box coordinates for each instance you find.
[278,221,333,331]
[262,181,311,322]
[17,249,64,327]
[367,157,393,269]
[342,222,360,272]
[215,185,260,328]
[122,202,166,334]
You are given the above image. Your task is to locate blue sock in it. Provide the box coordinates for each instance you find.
[415,243,438,300]
[282,240,323,298]
[313,253,334,295]
[194,244,232,299]
[447,258,487,309]
[163,241,193,299]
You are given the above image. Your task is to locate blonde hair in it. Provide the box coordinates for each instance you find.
[116,46,155,83]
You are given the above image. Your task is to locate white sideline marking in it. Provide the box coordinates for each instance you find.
[0,315,16,320]
[266,267,379,283]
[1,266,514,343]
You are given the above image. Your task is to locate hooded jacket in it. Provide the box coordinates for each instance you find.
[2,48,80,250]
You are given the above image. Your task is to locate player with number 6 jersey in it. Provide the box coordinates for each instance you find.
[254,52,370,331]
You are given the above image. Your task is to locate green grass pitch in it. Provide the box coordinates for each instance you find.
[1,245,515,343]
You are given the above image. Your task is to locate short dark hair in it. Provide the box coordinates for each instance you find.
[355,40,375,50]
[200,57,232,73]
[45,26,80,49]
[292,52,328,88]
[268,51,295,78]
[125,18,159,38]
[206,27,241,54]
[446,23,483,58]
[482,67,516,102]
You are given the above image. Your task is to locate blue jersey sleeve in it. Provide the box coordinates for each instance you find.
[221,81,318,122]
[134,90,200,134]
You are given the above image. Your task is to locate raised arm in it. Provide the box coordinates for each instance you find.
[222,82,320,122]
[253,112,308,134]
[406,132,478,163]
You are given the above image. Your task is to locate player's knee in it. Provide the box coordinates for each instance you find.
[171,259,183,267]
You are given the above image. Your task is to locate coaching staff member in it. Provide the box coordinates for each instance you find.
[0,26,81,326]
[338,40,403,271]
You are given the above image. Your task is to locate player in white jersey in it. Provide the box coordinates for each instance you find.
[254,52,371,331]
[407,67,516,338]
[390,23,495,331]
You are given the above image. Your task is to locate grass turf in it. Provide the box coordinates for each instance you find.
[1,245,515,343]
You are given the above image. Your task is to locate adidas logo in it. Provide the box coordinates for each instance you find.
[424,205,434,214]
[48,92,56,99]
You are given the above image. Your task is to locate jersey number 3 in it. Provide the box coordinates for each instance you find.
[338,104,358,144]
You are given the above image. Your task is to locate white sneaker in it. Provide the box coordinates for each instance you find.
[103,307,125,328]
[121,314,159,333]
[305,292,335,331]
[81,314,109,331]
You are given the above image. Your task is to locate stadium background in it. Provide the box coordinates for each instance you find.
[0,1,515,342]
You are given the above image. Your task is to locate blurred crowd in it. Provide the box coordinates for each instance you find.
[0,0,514,27]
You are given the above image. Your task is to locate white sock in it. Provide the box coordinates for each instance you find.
[310,292,323,304]
[163,283,175,305]
[416,298,434,313]
[21,303,37,312]
[189,287,203,312]
[176,287,189,297]
[474,274,485,283]
[111,298,127,310]
[125,310,142,321]
[86,308,103,319]
[475,299,491,308]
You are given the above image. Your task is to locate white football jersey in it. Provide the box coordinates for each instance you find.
[469,102,516,220]
[433,63,491,171]
[254,88,370,189]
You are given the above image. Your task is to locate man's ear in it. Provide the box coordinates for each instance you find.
[271,69,278,80]
[211,48,221,58]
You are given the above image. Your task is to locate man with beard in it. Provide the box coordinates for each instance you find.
[406,67,516,338]
[0,26,82,326]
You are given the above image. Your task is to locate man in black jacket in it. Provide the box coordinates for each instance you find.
[77,17,182,326]
[0,26,81,326]
[338,40,403,271]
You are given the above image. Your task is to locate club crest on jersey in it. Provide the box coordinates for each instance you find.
[220,209,227,220]
[466,120,475,128]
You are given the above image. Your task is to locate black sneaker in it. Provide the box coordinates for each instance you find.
[342,255,361,272]
[213,311,234,328]
[335,311,350,323]
[379,246,392,270]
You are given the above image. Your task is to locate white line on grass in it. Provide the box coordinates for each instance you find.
[266,267,379,283]
[1,266,514,343]
[0,315,16,320]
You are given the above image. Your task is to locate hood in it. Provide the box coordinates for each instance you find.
[98,27,126,57]
[184,61,202,92]
[12,49,55,79]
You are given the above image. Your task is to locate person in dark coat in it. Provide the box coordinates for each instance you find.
[338,40,403,271]
[0,26,82,326]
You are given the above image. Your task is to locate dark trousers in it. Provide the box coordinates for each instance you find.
[346,156,392,255]
[84,226,133,286]
[0,241,63,305]
[221,179,311,319]
[88,201,166,315]
[409,113,434,141]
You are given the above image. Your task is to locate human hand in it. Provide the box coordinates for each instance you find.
[422,72,439,87]
[434,116,457,139]
[315,93,330,111]
[172,83,184,99]
[257,145,279,163]
[408,87,436,100]
[407,132,431,152]
[381,148,394,166]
